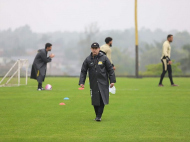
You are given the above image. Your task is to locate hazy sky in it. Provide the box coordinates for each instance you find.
[0,0,190,33]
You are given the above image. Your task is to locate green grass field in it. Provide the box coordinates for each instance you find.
[0,77,190,142]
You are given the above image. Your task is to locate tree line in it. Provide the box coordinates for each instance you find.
[0,25,189,76]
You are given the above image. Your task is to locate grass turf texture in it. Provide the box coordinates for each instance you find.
[0,77,190,142]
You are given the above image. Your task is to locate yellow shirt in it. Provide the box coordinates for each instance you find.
[100,44,113,64]
[161,40,171,59]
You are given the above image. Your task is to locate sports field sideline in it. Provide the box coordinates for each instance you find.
[0,77,190,142]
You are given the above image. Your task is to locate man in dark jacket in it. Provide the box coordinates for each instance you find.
[30,43,55,90]
[79,42,116,121]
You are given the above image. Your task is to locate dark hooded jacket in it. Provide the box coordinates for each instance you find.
[30,49,51,82]
[79,52,116,105]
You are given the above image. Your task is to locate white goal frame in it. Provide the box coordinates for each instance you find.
[0,59,29,87]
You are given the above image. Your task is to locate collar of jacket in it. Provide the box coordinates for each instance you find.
[38,49,47,53]
[45,49,48,55]
[90,52,104,59]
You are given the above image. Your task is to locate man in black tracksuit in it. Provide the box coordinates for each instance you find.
[79,42,116,121]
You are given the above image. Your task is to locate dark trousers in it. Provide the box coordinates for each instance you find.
[38,82,42,89]
[37,75,45,89]
[159,60,174,85]
[93,93,105,118]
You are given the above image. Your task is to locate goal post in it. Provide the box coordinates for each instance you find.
[0,59,29,87]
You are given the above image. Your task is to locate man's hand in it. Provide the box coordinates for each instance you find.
[49,54,55,58]
[113,66,116,70]
[110,83,114,88]
[168,61,172,65]
[80,84,84,88]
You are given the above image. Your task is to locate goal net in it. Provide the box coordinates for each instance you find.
[0,59,29,87]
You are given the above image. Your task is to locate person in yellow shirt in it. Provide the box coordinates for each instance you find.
[100,37,115,70]
[159,35,178,87]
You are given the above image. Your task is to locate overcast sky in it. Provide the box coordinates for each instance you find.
[0,0,190,33]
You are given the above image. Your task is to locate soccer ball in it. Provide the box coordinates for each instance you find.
[45,84,52,90]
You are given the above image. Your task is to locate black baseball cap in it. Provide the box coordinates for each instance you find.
[91,42,99,48]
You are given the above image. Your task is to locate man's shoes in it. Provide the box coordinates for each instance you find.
[94,117,101,122]
[41,87,45,90]
[158,84,164,87]
[37,88,45,91]
[171,84,179,86]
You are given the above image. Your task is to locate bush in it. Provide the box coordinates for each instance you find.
[139,60,182,76]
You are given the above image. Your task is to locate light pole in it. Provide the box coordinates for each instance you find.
[135,0,139,77]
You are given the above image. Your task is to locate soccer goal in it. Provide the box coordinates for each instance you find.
[0,59,29,87]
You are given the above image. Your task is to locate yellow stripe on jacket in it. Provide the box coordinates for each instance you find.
[37,70,40,77]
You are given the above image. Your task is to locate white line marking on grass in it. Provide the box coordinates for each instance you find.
[118,89,139,91]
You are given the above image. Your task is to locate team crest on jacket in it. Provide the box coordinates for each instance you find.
[98,61,102,65]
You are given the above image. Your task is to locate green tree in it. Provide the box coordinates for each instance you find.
[78,23,99,61]
[180,44,190,74]
[112,47,135,75]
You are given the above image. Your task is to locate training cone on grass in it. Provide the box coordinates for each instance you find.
[64,97,69,100]
[78,88,84,90]
[59,103,65,105]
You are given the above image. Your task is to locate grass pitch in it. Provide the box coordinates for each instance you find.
[0,77,190,142]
